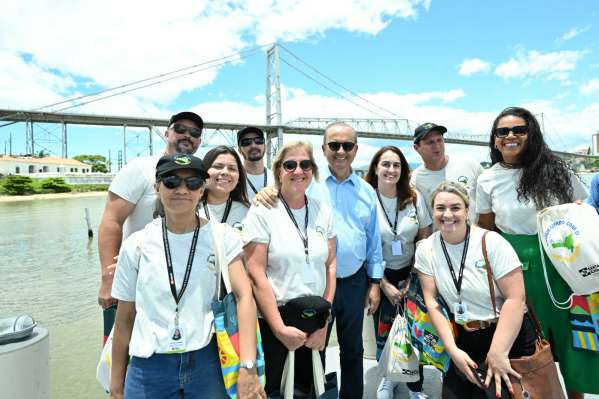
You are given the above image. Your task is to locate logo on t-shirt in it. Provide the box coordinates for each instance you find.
[206,254,216,272]
[474,259,486,270]
[232,222,244,234]
[408,210,418,223]
[457,176,469,187]
[315,226,327,241]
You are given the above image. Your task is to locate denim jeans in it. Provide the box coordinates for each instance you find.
[125,336,227,399]
[326,266,368,399]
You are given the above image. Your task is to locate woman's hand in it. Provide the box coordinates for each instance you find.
[274,325,307,351]
[108,386,124,399]
[305,325,327,351]
[380,279,409,306]
[485,350,520,397]
[450,348,484,388]
[237,368,267,399]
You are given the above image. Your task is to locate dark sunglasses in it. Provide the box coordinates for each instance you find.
[282,159,314,172]
[494,125,528,138]
[160,175,205,190]
[327,141,355,152]
[239,136,265,147]
[171,123,202,138]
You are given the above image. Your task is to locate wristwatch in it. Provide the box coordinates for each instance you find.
[239,360,256,370]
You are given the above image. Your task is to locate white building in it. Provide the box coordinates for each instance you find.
[0,155,91,175]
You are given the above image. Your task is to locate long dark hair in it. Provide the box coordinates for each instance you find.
[201,146,250,207]
[364,146,416,209]
[489,107,573,209]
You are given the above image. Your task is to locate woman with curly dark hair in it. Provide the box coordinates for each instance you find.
[476,107,595,398]
[364,146,432,399]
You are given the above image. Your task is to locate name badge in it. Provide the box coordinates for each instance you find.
[303,263,317,284]
[391,240,403,256]
[167,324,187,353]
[453,302,469,323]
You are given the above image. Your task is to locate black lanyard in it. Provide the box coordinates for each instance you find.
[376,190,399,237]
[247,169,268,194]
[161,217,200,323]
[278,193,309,263]
[203,197,232,223]
[439,225,470,302]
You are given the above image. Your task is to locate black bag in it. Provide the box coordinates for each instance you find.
[278,295,331,334]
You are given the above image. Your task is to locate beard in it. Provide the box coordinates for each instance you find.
[247,149,264,162]
[171,139,195,154]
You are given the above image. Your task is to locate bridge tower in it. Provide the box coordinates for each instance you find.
[266,43,283,165]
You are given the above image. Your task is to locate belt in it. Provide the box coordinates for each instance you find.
[461,319,498,332]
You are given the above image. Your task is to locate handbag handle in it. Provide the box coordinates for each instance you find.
[280,349,326,399]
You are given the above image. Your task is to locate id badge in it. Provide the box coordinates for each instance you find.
[167,324,186,353]
[391,240,403,256]
[303,263,317,284]
[453,302,469,322]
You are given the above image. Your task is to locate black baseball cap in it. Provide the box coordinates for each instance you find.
[237,126,265,144]
[155,154,210,180]
[168,111,204,130]
[414,123,447,144]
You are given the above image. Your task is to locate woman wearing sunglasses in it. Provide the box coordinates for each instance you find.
[109,154,265,399]
[244,142,337,396]
[199,146,250,230]
[363,146,432,399]
[476,107,595,398]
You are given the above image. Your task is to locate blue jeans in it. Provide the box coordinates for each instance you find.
[326,266,368,399]
[125,336,227,399]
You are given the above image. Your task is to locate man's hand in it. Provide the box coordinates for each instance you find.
[98,258,118,309]
[274,325,307,351]
[365,283,381,315]
[252,187,278,208]
[305,324,327,351]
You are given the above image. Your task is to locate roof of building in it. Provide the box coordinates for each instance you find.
[0,155,88,167]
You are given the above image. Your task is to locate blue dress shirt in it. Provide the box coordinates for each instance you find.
[587,172,599,212]
[308,168,385,279]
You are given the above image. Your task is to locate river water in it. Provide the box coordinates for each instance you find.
[0,173,595,398]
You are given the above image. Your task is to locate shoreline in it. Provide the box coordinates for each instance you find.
[0,191,107,203]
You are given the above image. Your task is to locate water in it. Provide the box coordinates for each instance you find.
[0,194,107,399]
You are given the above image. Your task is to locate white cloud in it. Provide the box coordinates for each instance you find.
[560,26,590,41]
[458,58,491,76]
[494,49,586,82]
[580,79,599,96]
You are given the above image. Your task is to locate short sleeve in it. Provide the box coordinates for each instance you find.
[571,173,589,202]
[109,158,150,205]
[322,202,336,239]
[242,204,271,245]
[485,231,522,280]
[222,224,243,263]
[415,190,432,228]
[111,231,143,302]
[475,173,492,214]
[414,238,434,276]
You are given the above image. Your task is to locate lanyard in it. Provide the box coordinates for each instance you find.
[278,193,310,264]
[376,190,399,237]
[203,197,232,223]
[247,169,268,194]
[439,225,470,302]
[161,217,200,325]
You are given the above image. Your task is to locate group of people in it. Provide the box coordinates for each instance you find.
[98,108,599,399]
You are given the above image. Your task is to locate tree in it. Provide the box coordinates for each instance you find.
[73,154,109,173]
[40,177,72,193]
[1,176,35,195]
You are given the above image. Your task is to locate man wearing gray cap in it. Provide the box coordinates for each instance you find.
[237,126,274,201]
[411,122,482,223]
[97,111,204,338]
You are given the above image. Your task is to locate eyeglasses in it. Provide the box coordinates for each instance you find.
[239,136,265,147]
[326,141,356,152]
[282,159,314,172]
[494,125,528,138]
[171,123,202,138]
[160,175,205,190]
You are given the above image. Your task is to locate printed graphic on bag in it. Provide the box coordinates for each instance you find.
[544,220,581,262]
[569,293,599,353]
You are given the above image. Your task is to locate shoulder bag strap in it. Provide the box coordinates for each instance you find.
[212,222,232,298]
[312,349,326,396]
[482,231,498,318]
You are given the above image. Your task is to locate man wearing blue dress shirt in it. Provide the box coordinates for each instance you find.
[587,172,599,212]
[309,122,385,399]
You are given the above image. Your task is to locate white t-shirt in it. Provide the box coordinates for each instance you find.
[198,200,249,232]
[376,191,432,270]
[245,168,275,201]
[243,197,335,306]
[476,164,589,234]
[414,226,521,322]
[411,156,483,223]
[111,218,242,358]
[108,154,162,239]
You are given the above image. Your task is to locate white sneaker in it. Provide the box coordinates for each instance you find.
[376,378,398,399]
[408,391,428,399]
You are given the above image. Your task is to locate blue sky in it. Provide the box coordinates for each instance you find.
[1,0,599,169]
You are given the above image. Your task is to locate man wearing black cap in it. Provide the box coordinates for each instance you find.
[411,122,482,222]
[97,111,204,335]
[237,126,274,201]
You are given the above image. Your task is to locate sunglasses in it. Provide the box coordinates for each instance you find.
[240,136,265,147]
[160,175,205,190]
[494,125,528,138]
[171,123,202,138]
[282,159,314,172]
[327,141,355,152]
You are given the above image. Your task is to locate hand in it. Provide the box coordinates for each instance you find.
[485,350,520,397]
[380,279,409,306]
[305,325,327,351]
[98,261,117,309]
[450,348,484,388]
[108,385,124,399]
[274,325,307,351]
[237,368,267,399]
[253,187,278,208]
[365,283,381,315]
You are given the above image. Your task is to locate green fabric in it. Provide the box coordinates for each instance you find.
[502,232,599,394]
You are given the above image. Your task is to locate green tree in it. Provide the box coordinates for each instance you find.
[73,154,109,173]
[40,177,72,193]
[1,176,36,195]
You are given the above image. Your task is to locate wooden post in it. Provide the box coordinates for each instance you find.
[85,208,93,238]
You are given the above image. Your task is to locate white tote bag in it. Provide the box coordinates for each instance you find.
[537,203,599,308]
[96,328,114,392]
[378,307,419,383]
